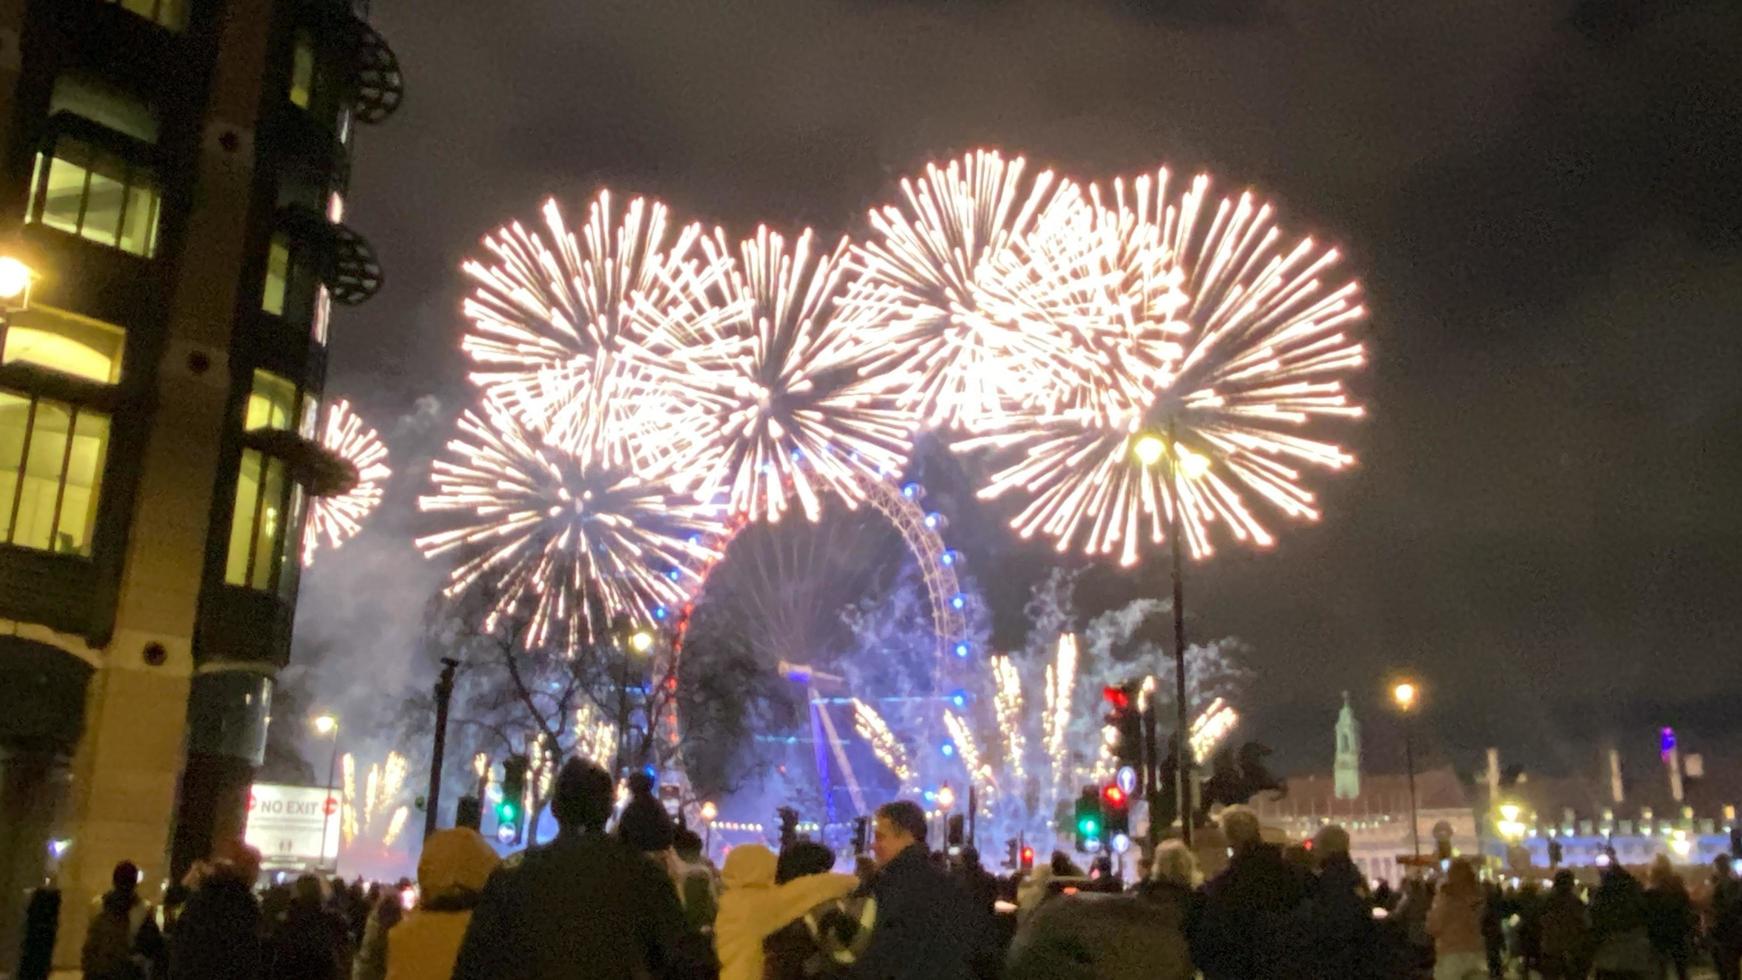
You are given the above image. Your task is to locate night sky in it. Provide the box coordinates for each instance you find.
[300,0,1742,780]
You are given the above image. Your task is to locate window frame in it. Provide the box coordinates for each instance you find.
[0,387,113,557]
[26,115,163,258]
[102,0,188,32]
[225,372,316,595]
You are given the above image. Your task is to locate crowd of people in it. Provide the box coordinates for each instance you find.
[19,761,1742,980]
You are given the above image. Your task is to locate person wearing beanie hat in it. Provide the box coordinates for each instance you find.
[382,827,499,980]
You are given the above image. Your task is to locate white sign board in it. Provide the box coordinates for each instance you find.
[245,783,340,869]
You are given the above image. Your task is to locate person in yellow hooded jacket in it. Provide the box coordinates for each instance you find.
[714,843,856,980]
[383,827,499,980]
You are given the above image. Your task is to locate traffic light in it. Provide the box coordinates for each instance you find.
[1101,782,1131,838]
[947,814,965,849]
[1102,683,1143,770]
[498,754,529,844]
[1074,787,1104,852]
[1020,845,1035,872]
[853,817,869,855]
[777,806,799,849]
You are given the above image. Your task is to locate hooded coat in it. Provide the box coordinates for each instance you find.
[386,828,500,980]
[714,844,856,980]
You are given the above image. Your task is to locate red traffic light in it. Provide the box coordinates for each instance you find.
[1102,685,1130,710]
[1020,846,1035,871]
[1102,784,1127,808]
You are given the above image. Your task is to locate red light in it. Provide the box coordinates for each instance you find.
[1102,784,1126,807]
[1020,846,1034,864]
[1102,685,1129,710]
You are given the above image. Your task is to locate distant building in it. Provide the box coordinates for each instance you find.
[1252,696,1480,885]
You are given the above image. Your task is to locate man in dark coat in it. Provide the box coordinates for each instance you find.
[1711,856,1742,980]
[1190,805,1308,980]
[168,844,264,980]
[851,800,984,980]
[1302,825,1383,980]
[452,759,716,980]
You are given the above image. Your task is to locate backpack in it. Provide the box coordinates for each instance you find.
[81,902,145,980]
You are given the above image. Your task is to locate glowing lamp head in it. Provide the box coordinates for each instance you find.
[0,256,35,302]
[936,784,956,811]
[1133,434,1166,467]
[313,714,338,736]
[1499,803,1521,823]
[628,629,655,654]
[699,801,717,823]
[1392,682,1417,711]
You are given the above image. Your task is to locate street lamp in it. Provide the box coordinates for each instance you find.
[1391,681,1421,862]
[0,255,36,309]
[312,714,341,869]
[699,800,717,857]
[1134,430,1209,847]
[614,622,656,776]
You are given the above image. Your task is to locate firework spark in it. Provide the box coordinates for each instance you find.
[839,149,1095,431]
[991,656,1026,784]
[962,169,1367,565]
[459,192,736,469]
[853,698,915,787]
[655,227,912,523]
[1190,697,1239,763]
[1043,633,1079,789]
[303,399,391,566]
[574,701,617,768]
[416,397,724,650]
[944,710,994,798]
[341,751,411,848]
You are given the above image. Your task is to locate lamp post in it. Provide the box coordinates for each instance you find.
[1134,431,1210,848]
[1392,681,1421,862]
[699,801,717,858]
[936,782,956,849]
[312,714,340,870]
[614,624,655,776]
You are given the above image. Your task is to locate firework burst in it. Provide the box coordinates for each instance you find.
[839,149,1096,431]
[302,400,391,566]
[416,397,724,650]
[459,192,736,469]
[963,169,1367,564]
[341,751,410,848]
[853,698,916,788]
[655,227,912,523]
[991,655,1026,784]
[1043,633,1079,791]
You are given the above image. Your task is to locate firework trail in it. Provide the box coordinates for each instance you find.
[1043,633,1079,790]
[839,149,1094,431]
[991,655,1026,784]
[853,698,915,788]
[416,397,724,650]
[303,399,390,566]
[459,193,737,470]
[341,751,411,848]
[962,168,1366,565]
[945,710,993,798]
[655,226,912,523]
[574,701,617,768]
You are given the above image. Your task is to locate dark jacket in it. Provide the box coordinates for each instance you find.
[167,873,263,980]
[851,845,982,980]
[266,901,351,980]
[17,885,60,980]
[1191,842,1308,980]
[451,828,716,980]
[1644,882,1694,959]
[1007,891,1194,980]
[1712,876,1742,949]
[1303,854,1380,980]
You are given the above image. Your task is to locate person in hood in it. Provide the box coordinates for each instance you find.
[452,759,715,980]
[1302,825,1382,980]
[1427,858,1488,980]
[716,843,855,980]
[382,827,499,980]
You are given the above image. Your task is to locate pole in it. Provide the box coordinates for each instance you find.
[1404,714,1420,860]
[704,822,712,858]
[323,732,340,871]
[615,637,630,777]
[425,657,459,841]
[1167,424,1193,849]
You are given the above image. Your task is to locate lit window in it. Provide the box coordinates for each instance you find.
[104,0,187,32]
[28,138,161,257]
[0,307,125,384]
[262,235,291,316]
[224,448,293,591]
[244,370,298,431]
[326,191,344,224]
[0,390,110,556]
[289,31,316,109]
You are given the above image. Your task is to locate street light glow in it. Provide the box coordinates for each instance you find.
[936,783,956,811]
[0,256,34,301]
[699,801,717,823]
[313,714,339,736]
[628,629,655,654]
[1392,682,1417,711]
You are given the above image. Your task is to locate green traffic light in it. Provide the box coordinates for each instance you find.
[1079,818,1100,836]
